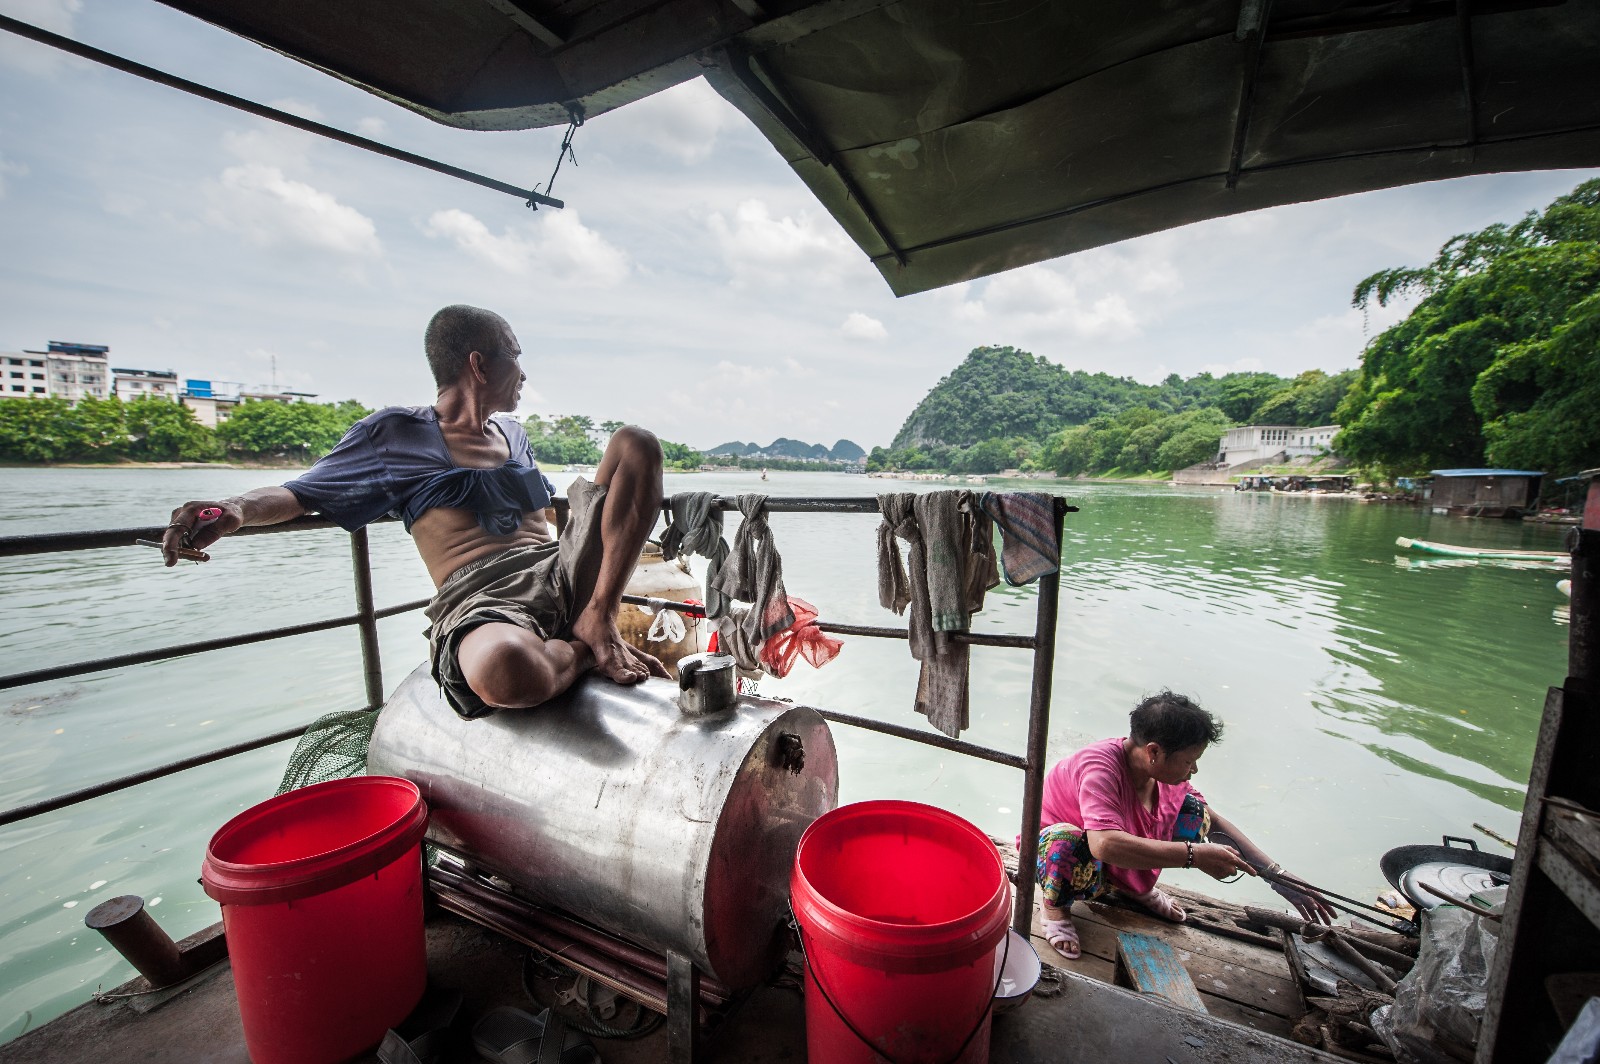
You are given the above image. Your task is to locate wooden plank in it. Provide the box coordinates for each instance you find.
[1075,897,1296,981]
[1115,932,1209,1014]
[1200,993,1297,1039]
[1067,909,1299,1015]
[1028,897,1302,1017]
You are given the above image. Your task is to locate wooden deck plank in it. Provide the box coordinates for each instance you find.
[1075,898,1296,982]
[1027,901,1302,1018]
[1116,933,1209,1013]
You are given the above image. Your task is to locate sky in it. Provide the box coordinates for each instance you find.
[1,1,1597,452]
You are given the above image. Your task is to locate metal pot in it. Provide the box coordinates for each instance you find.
[1380,835,1513,910]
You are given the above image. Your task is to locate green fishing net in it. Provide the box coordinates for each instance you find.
[275,709,379,795]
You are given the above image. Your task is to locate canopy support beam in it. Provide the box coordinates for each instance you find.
[721,48,908,267]
[1227,0,1273,190]
[0,12,563,208]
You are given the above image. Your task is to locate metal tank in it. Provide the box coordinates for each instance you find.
[367,654,838,990]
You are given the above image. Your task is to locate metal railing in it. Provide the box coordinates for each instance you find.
[0,494,1072,936]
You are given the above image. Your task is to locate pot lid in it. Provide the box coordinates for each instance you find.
[1398,861,1511,910]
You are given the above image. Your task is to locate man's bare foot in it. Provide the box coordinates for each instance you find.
[570,612,667,685]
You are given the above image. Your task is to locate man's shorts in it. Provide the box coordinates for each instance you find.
[424,477,607,719]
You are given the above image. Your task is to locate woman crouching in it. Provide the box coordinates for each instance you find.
[1036,690,1334,960]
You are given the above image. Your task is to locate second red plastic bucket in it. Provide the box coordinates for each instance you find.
[201,775,428,1064]
[791,800,1011,1064]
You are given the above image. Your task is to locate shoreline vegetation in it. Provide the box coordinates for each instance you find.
[6,181,1594,483]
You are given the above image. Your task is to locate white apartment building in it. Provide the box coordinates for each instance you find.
[41,342,111,402]
[112,367,180,401]
[0,353,49,397]
[1218,424,1340,466]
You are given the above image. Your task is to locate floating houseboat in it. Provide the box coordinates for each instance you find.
[4,1,1600,1061]
[1428,470,1545,519]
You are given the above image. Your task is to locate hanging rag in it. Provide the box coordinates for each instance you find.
[877,492,996,738]
[759,597,843,678]
[660,492,731,618]
[709,494,794,657]
[979,492,1060,586]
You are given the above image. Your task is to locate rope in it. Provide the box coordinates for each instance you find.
[531,104,584,208]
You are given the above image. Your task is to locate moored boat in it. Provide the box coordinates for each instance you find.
[1395,536,1570,564]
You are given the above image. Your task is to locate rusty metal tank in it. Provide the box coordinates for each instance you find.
[366,654,837,990]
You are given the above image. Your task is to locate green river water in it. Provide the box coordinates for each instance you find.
[0,466,1571,1043]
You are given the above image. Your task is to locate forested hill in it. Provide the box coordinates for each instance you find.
[891,346,1344,449]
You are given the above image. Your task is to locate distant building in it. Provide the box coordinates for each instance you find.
[1428,469,1544,518]
[40,342,110,402]
[181,380,315,427]
[1217,424,1339,466]
[0,352,48,398]
[112,367,180,402]
[181,379,242,428]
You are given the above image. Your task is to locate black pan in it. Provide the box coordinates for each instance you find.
[1380,835,1514,896]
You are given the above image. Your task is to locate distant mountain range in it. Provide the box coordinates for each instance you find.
[705,438,866,462]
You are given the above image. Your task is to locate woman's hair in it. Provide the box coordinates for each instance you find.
[1128,690,1223,752]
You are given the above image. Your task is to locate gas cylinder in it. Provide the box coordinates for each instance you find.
[367,657,838,990]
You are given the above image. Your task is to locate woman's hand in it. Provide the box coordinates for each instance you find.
[1194,842,1253,880]
[1270,871,1338,924]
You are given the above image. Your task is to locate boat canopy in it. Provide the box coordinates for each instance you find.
[158,0,1600,295]
[1429,468,1546,477]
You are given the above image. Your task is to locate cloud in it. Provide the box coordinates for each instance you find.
[707,198,857,287]
[0,0,81,74]
[356,117,388,138]
[711,359,778,386]
[424,208,630,286]
[840,312,887,341]
[589,77,740,164]
[1201,356,1266,375]
[206,163,382,257]
[957,265,1141,340]
[0,149,27,198]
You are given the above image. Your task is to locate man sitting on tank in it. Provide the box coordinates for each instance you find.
[1033,691,1335,960]
[160,304,667,719]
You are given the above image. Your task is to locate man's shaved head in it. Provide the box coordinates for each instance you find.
[424,305,513,386]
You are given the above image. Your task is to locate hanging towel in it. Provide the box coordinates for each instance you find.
[877,491,990,739]
[979,492,1060,586]
[709,494,794,652]
[914,492,998,632]
[660,492,731,618]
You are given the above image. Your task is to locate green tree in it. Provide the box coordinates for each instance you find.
[217,399,371,460]
[0,398,74,461]
[124,396,218,461]
[1338,178,1600,475]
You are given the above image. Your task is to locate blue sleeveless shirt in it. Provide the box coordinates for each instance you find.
[283,407,555,535]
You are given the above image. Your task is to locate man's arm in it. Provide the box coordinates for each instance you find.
[161,487,307,567]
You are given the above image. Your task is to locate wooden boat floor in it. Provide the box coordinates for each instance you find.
[2,892,1338,1064]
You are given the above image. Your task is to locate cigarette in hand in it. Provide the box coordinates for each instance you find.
[136,539,210,562]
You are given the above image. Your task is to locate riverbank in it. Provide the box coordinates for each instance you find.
[0,459,313,471]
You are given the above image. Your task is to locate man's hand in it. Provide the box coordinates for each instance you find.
[1195,842,1255,881]
[1270,871,1338,924]
[161,501,242,567]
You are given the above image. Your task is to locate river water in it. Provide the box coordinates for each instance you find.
[0,466,1571,1042]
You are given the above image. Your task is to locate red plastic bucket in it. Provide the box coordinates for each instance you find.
[201,776,429,1064]
[791,800,1011,1064]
